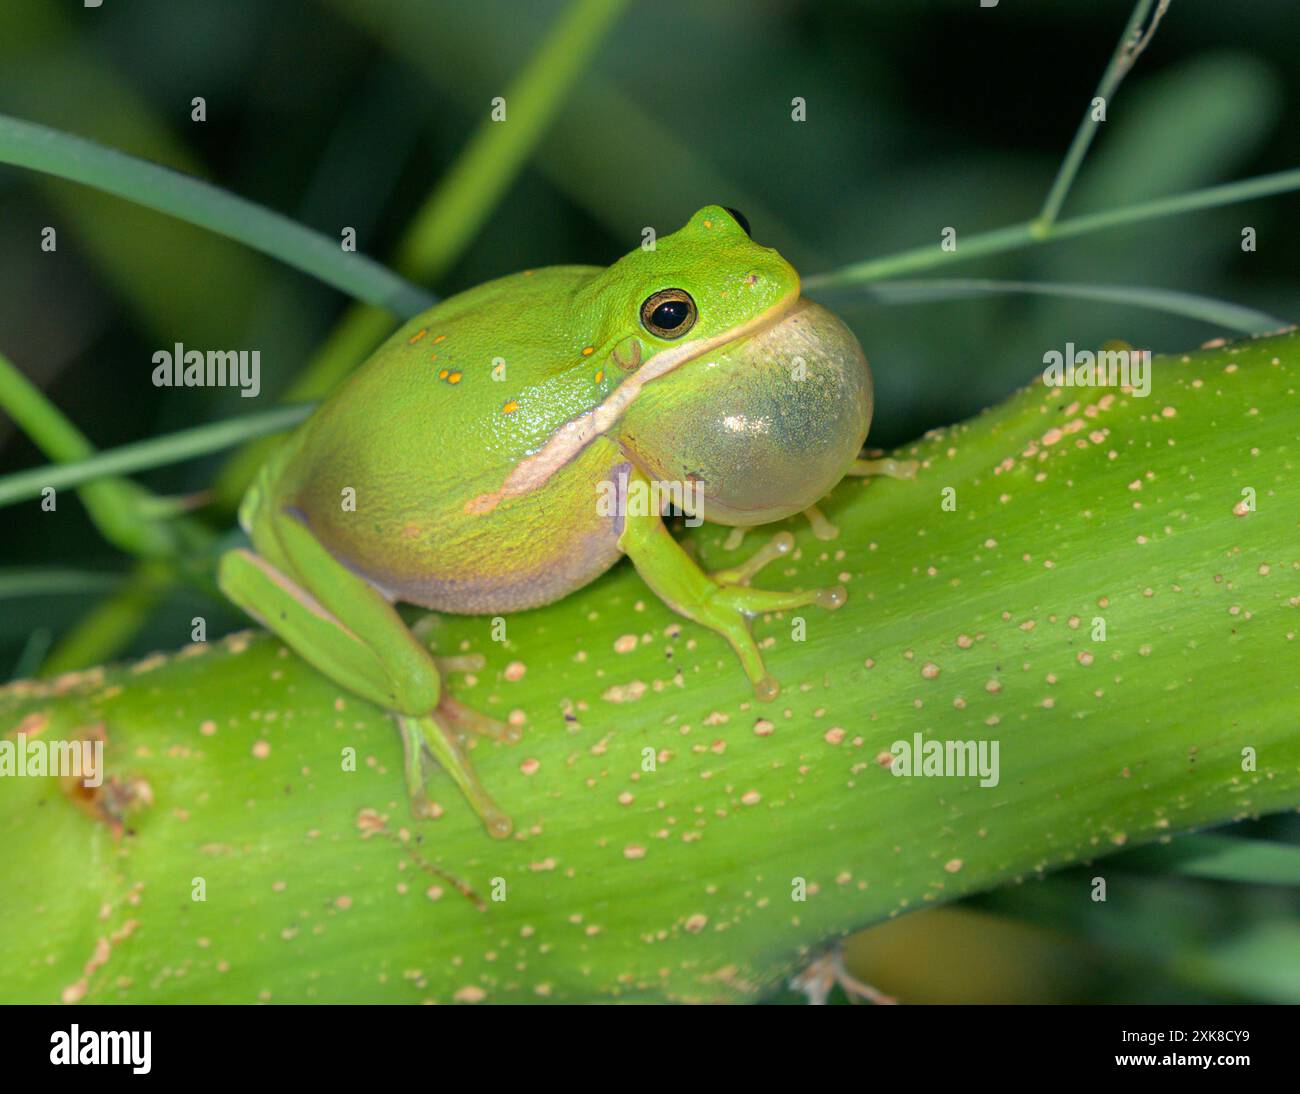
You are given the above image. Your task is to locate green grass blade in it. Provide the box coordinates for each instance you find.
[0,404,311,509]
[0,351,175,557]
[0,7,273,344]
[0,113,432,316]
[0,569,124,600]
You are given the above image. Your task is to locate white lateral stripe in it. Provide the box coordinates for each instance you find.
[465,296,796,515]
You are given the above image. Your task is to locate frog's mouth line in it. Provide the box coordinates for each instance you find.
[464,293,803,516]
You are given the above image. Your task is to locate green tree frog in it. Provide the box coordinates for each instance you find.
[219,206,900,838]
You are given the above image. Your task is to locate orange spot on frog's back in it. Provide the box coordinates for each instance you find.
[408,329,428,343]
[502,400,519,414]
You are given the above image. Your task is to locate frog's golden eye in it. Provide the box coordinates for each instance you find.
[640,289,697,340]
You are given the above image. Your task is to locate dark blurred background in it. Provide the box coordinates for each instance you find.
[1,0,1297,1002]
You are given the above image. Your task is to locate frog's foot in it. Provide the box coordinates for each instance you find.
[722,507,840,550]
[693,532,846,702]
[790,949,897,1006]
[620,468,845,704]
[400,717,436,817]
[847,455,919,480]
[398,713,513,839]
[801,504,839,541]
[707,580,846,702]
[436,693,521,744]
[709,531,846,607]
[710,530,797,585]
[427,651,521,743]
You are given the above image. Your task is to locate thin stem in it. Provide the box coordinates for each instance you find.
[850,278,1288,333]
[0,404,312,510]
[804,168,1300,289]
[0,114,433,317]
[1034,0,1169,233]
[0,569,125,599]
[1046,169,1300,242]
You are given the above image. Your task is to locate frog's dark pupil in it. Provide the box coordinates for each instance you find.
[652,299,689,330]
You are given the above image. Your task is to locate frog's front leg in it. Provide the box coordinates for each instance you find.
[721,456,921,552]
[217,507,515,838]
[618,469,844,701]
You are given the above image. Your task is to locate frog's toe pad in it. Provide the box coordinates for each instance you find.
[713,581,847,616]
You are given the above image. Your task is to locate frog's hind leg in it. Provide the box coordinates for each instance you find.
[218,548,396,710]
[218,505,514,838]
[397,715,512,837]
[619,470,844,702]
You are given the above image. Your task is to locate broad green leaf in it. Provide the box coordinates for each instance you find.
[1,331,1297,1003]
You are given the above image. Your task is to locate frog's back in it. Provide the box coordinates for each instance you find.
[265,265,631,614]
